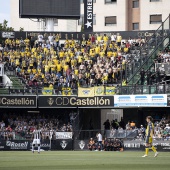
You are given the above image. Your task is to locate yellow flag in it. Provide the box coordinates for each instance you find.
[62,88,71,96]
[42,87,53,95]
[106,87,116,95]
[78,87,94,97]
[94,86,104,96]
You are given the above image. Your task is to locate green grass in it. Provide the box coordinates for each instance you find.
[0,151,170,170]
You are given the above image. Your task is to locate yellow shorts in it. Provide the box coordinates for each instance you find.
[146,137,152,144]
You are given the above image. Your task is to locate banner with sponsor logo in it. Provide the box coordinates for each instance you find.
[30,140,50,151]
[78,87,94,97]
[0,140,29,150]
[105,87,116,95]
[74,140,89,150]
[42,87,53,95]
[74,140,170,151]
[0,140,73,151]
[94,86,104,96]
[51,139,73,150]
[2,32,15,38]
[114,95,167,107]
[0,95,37,108]
[56,132,73,139]
[124,141,170,152]
[0,30,157,41]
[84,0,93,32]
[38,96,114,108]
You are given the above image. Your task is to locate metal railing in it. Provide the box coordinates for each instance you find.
[1,83,170,95]
[0,130,72,141]
[1,130,169,141]
[75,129,139,140]
[0,129,138,141]
[126,15,170,85]
[128,37,170,85]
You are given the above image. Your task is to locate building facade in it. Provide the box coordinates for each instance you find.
[10,0,170,32]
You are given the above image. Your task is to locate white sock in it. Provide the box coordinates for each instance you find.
[38,146,40,152]
[32,146,34,152]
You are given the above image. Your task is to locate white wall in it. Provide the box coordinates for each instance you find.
[10,0,40,31]
[140,0,170,30]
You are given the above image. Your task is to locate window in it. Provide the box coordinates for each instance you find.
[105,16,117,26]
[133,0,139,8]
[78,14,96,25]
[54,19,58,26]
[105,0,117,4]
[133,23,139,30]
[150,0,160,2]
[150,14,162,24]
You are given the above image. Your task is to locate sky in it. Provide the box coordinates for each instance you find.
[0,0,10,26]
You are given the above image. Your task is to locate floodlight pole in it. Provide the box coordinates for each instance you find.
[45,18,54,31]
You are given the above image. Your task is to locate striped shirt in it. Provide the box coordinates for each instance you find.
[33,130,41,140]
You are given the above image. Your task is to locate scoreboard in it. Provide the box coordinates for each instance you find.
[19,0,80,19]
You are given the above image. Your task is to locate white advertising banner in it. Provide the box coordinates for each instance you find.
[114,94,167,107]
[56,132,73,139]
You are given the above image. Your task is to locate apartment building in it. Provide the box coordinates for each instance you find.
[10,0,170,31]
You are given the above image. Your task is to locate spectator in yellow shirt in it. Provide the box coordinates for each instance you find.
[117,33,122,47]
[103,34,109,44]
[97,34,103,43]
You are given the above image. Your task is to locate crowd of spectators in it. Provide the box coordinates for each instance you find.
[0,111,77,140]
[103,115,170,141]
[139,46,170,86]
[0,112,170,141]
[133,115,170,141]
[0,33,146,90]
[153,115,170,140]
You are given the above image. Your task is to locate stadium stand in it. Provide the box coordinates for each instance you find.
[1,112,169,141]
[0,33,146,88]
[1,29,170,96]
[0,111,77,140]
[1,14,170,96]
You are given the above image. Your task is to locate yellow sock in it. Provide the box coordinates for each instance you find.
[145,148,149,155]
[151,146,157,153]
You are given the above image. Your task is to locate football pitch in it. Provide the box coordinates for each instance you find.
[0,151,170,170]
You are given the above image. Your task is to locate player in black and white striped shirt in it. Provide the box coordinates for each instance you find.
[32,126,42,154]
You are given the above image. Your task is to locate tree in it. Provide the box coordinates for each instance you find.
[0,20,14,31]
[19,27,24,32]
[81,23,84,32]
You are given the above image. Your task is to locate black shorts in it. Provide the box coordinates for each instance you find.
[117,42,121,46]
[23,66,27,70]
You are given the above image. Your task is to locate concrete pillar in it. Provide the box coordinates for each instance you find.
[46,18,54,31]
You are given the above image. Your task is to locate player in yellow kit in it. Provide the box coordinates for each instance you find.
[142,116,158,157]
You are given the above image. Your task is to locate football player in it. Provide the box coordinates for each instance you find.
[142,116,158,157]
